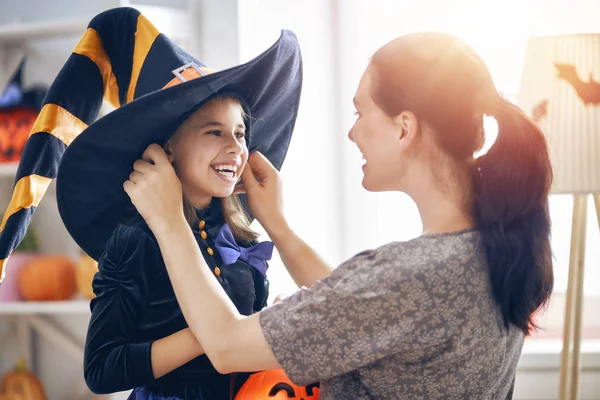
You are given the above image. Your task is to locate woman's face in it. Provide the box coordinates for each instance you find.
[348,67,417,192]
[166,98,248,208]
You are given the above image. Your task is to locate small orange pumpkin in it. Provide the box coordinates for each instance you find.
[76,252,98,300]
[0,360,47,400]
[19,255,77,301]
[0,392,24,400]
[235,369,319,400]
[0,108,37,162]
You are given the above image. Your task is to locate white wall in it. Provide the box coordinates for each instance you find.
[238,0,345,298]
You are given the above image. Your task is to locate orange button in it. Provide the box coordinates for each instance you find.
[207,247,214,256]
[214,267,221,276]
[200,231,207,240]
[199,220,206,229]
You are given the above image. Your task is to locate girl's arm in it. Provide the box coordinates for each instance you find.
[151,328,204,378]
[84,224,205,394]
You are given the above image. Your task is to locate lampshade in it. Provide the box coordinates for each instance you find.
[518,34,600,195]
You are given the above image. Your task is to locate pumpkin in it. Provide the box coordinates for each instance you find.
[18,255,77,301]
[76,251,98,300]
[0,393,24,400]
[0,107,37,162]
[0,360,47,400]
[0,229,40,302]
[235,369,319,400]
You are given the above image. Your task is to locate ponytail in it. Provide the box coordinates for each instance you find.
[473,97,554,334]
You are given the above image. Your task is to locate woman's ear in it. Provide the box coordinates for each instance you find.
[394,110,419,140]
[392,110,424,157]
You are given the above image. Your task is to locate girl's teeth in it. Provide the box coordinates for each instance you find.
[214,165,237,172]
[216,170,234,179]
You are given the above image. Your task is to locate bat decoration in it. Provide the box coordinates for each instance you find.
[531,99,548,123]
[555,63,600,105]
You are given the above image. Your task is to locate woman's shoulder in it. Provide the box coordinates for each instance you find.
[331,230,485,287]
[379,229,483,264]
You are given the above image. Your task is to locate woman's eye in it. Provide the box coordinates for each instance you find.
[235,132,246,139]
[207,130,221,136]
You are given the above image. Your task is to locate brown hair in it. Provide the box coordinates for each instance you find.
[182,196,257,241]
[369,32,553,335]
[175,96,258,242]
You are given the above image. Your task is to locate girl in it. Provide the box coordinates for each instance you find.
[126,32,553,399]
[0,7,302,400]
[84,95,273,399]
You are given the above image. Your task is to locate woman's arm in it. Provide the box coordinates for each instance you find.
[152,218,281,374]
[122,146,332,375]
[237,152,334,288]
[125,146,452,384]
[265,224,333,288]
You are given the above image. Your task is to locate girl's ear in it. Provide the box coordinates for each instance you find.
[164,141,175,163]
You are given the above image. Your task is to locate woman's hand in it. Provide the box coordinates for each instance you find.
[236,152,288,237]
[238,152,333,288]
[123,144,186,234]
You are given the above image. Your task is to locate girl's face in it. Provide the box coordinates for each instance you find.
[166,98,248,208]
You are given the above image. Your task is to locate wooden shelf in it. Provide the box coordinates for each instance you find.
[0,18,89,43]
[0,300,90,315]
[0,6,192,44]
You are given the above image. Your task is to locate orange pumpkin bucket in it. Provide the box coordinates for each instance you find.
[235,369,319,400]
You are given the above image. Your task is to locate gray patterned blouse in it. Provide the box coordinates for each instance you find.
[260,229,523,399]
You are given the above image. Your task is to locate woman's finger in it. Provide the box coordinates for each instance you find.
[233,184,247,195]
[247,152,276,183]
[240,161,259,191]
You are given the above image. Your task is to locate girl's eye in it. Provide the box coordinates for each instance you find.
[207,130,221,136]
[235,132,246,139]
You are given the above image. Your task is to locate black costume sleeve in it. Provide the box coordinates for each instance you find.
[83,225,157,394]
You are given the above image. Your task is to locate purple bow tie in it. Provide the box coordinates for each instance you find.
[214,224,274,276]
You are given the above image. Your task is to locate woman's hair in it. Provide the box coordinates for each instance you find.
[369,32,553,335]
[175,96,258,242]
